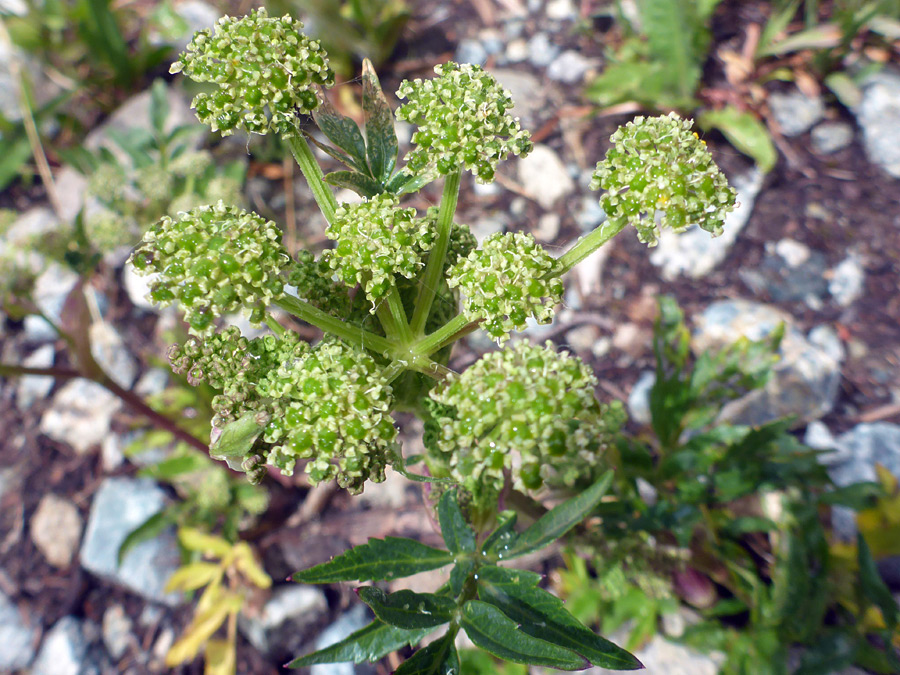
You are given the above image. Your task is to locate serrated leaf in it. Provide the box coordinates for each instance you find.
[482,511,519,557]
[438,490,475,554]
[117,511,173,566]
[460,600,587,670]
[293,537,453,584]
[476,565,642,670]
[362,58,398,183]
[164,561,223,593]
[356,587,455,629]
[394,632,459,675]
[287,620,433,667]
[210,413,263,459]
[323,170,385,198]
[312,97,369,174]
[697,106,777,173]
[857,533,899,630]
[502,471,613,560]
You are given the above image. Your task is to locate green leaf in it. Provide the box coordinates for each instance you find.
[312,97,369,174]
[323,170,385,198]
[638,0,708,103]
[150,79,170,136]
[460,600,587,670]
[139,453,208,481]
[117,511,173,566]
[722,516,778,536]
[385,168,437,195]
[288,620,433,667]
[449,558,474,596]
[824,71,863,110]
[502,471,613,560]
[757,0,802,57]
[481,511,519,556]
[210,413,263,459]
[293,537,453,583]
[476,565,642,670]
[857,533,899,630]
[697,106,777,173]
[356,587,455,629]
[818,481,882,509]
[361,58,398,183]
[757,23,841,57]
[438,490,476,554]
[0,134,34,191]
[394,632,459,675]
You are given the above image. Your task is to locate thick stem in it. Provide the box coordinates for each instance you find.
[411,314,473,357]
[286,133,338,225]
[383,286,412,345]
[550,219,626,278]
[410,170,461,335]
[274,294,394,356]
[265,314,286,336]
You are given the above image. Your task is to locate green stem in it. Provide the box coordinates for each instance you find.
[550,219,626,278]
[287,133,338,225]
[410,169,461,335]
[274,294,394,355]
[411,314,473,356]
[265,314,286,336]
[375,286,413,345]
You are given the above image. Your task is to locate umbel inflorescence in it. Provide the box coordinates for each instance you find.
[130,11,737,502]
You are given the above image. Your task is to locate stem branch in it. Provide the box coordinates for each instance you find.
[550,219,626,278]
[286,133,338,225]
[274,294,394,356]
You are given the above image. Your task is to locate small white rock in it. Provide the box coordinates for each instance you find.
[547,50,593,84]
[89,322,138,389]
[628,371,657,426]
[16,344,55,410]
[517,144,575,209]
[535,213,561,242]
[828,256,865,307]
[40,378,121,454]
[30,494,83,568]
[102,605,133,660]
[774,238,811,267]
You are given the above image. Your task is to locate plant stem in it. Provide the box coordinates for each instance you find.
[410,169,461,336]
[274,294,394,356]
[550,219,626,277]
[286,133,338,225]
[383,286,412,345]
[411,314,473,356]
[0,362,210,453]
[265,314,286,336]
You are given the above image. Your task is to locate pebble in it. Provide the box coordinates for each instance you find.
[40,378,122,454]
[489,68,543,124]
[31,616,90,675]
[740,238,828,306]
[804,420,837,451]
[0,591,39,671]
[518,144,575,209]
[828,255,865,307]
[811,121,854,154]
[534,213,561,242]
[455,39,488,65]
[471,215,506,243]
[165,0,221,52]
[768,89,825,136]
[692,300,841,425]
[650,168,763,280]
[527,32,561,67]
[102,605,133,660]
[89,322,138,389]
[855,69,900,177]
[547,50,593,84]
[240,585,328,659]
[546,0,577,20]
[504,38,529,62]
[16,344,55,410]
[0,41,61,123]
[808,325,845,364]
[30,494,83,568]
[122,261,157,310]
[310,605,375,675]
[80,477,181,605]
[135,368,169,398]
[628,371,657,427]
[26,262,80,341]
[566,324,600,354]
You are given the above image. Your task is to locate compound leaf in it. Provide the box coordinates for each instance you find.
[312,97,369,174]
[293,537,453,583]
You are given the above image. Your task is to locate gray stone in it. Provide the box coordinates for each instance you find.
[89,322,138,389]
[628,371,656,427]
[692,300,841,425]
[310,605,375,675]
[527,33,561,67]
[808,325,845,364]
[471,215,506,243]
[40,378,121,454]
[26,262,80,341]
[811,121,854,154]
[504,38,529,62]
[547,50,593,83]
[31,494,83,568]
[546,0,577,20]
[517,144,575,208]
[804,420,837,451]
[31,616,89,675]
[856,70,900,177]
[135,368,169,398]
[489,68,543,125]
[80,477,181,605]
[5,206,58,243]
[240,585,328,658]
[650,168,763,280]
[535,213,561,242]
[53,167,91,225]
[17,344,55,410]
[740,238,828,305]
[455,39,488,65]
[768,89,825,136]
[829,255,865,307]
[101,605,133,660]
[162,0,220,52]
[0,591,38,670]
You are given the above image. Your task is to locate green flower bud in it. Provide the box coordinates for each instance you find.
[257,338,396,493]
[171,8,334,137]
[429,341,623,494]
[591,113,737,246]
[288,250,352,317]
[396,62,532,183]
[129,202,289,334]
[323,194,435,309]
[447,232,562,343]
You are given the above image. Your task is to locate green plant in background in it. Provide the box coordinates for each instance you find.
[123,8,752,671]
[554,296,900,673]
[163,528,272,675]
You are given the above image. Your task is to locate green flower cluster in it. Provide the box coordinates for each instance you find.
[396,62,532,182]
[591,113,737,246]
[428,341,621,494]
[288,250,352,317]
[323,195,435,308]
[171,8,334,137]
[448,232,563,343]
[258,339,396,493]
[129,202,289,333]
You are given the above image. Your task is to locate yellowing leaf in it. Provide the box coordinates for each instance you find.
[178,528,232,558]
[232,542,272,589]
[165,592,243,667]
[205,639,237,675]
[165,562,224,594]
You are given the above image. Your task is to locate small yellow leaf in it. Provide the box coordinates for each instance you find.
[178,527,232,558]
[205,639,237,675]
[165,593,243,667]
[232,542,272,589]
[165,562,223,594]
